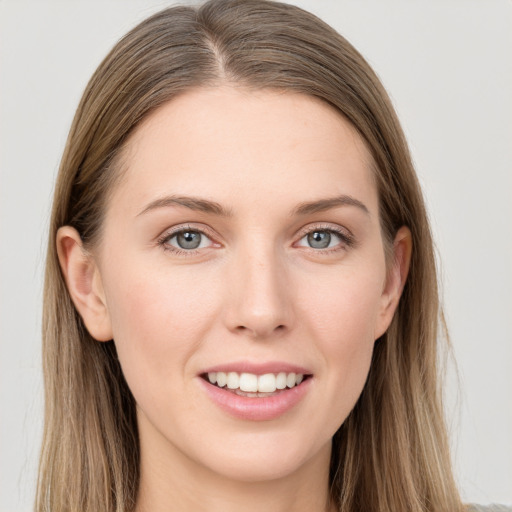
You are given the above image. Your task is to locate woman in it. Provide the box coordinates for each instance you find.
[36,1,500,511]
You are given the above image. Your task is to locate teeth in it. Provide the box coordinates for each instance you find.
[276,372,287,389]
[216,372,227,388]
[226,372,239,389]
[239,373,258,392]
[258,373,276,392]
[286,372,296,388]
[206,371,305,393]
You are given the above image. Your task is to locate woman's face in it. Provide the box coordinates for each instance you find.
[85,87,405,482]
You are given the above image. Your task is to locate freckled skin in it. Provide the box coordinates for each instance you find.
[92,87,402,511]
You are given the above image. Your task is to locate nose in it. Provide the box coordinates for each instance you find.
[223,244,294,339]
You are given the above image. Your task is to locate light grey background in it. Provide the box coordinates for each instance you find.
[1,1,511,510]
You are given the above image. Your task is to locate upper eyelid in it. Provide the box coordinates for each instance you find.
[159,223,216,240]
[295,222,353,238]
[159,222,349,236]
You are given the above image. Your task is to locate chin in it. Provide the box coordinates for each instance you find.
[193,430,330,483]
[206,454,308,483]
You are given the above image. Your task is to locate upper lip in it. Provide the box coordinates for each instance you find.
[200,361,312,376]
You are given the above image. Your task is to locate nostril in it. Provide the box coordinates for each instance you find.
[235,323,286,336]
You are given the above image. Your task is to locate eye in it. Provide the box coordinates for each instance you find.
[296,227,353,251]
[160,228,214,252]
[305,230,335,249]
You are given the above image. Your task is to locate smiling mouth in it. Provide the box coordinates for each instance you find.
[201,371,311,398]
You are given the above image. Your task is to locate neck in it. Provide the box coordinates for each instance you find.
[135,423,335,512]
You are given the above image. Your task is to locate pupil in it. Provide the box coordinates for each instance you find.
[177,231,201,249]
[308,231,331,249]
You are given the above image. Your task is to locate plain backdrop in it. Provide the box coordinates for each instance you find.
[1,1,511,510]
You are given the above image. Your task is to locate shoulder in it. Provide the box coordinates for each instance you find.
[467,505,512,512]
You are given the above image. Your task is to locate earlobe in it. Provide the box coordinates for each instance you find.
[375,226,412,339]
[56,226,113,342]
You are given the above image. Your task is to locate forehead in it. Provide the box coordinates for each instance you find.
[111,86,377,218]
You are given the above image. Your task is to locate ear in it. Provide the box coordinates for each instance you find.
[374,226,412,339]
[56,226,113,342]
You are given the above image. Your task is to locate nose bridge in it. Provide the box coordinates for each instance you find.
[225,236,292,338]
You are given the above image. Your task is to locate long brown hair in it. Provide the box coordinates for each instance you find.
[37,1,464,511]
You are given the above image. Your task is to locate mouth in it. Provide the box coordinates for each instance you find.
[201,371,312,398]
[198,365,313,421]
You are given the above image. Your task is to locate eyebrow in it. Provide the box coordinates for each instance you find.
[137,195,233,217]
[137,194,369,218]
[292,195,370,216]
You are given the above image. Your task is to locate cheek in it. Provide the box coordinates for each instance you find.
[105,254,216,334]
[101,260,219,398]
[296,265,384,421]
[300,263,384,347]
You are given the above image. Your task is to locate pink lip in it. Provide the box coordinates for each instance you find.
[201,361,311,375]
[198,377,312,423]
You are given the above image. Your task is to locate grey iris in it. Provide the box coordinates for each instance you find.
[177,231,201,249]
[308,231,331,249]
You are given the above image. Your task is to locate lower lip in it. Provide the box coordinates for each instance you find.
[198,377,312,421]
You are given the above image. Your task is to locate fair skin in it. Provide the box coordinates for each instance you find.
[57,87,411,512]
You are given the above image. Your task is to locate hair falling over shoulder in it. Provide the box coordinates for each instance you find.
[37,1,465,511]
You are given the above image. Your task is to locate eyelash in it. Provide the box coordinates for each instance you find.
[157,224,355,256]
